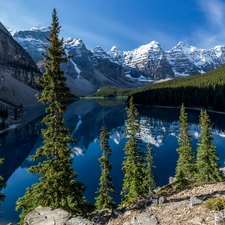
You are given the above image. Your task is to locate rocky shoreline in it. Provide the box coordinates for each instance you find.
[18,182,225,225]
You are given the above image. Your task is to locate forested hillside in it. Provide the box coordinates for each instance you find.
[91,64,225,111]
[132,64,225,111]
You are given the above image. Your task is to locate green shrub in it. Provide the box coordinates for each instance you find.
[204,197,225,211]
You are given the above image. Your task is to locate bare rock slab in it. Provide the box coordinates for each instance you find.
[24,206,96,225]
[67,217,96,225]
[132,212,160,225]
[215,210,225,225]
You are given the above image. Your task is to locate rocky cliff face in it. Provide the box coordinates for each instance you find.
[108,41,175,79]
[23,182,225,225]
[0,22,40,107]
[166,41,225,76]
[11,27,138,95]
[0,22,40,87]
[106,41,225,79]
[10,26,225,91]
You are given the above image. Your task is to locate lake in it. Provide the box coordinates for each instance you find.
[0,99,225,224]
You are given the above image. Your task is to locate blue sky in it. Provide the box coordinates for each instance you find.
[1,0,225,51]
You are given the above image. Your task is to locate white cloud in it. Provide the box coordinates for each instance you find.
[189,0,225,48]
[198,0,225,28]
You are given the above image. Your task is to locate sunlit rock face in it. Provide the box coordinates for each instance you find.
[107,41,225,79]
[108,41,174,79]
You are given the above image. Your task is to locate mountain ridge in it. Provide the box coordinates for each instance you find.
[8,25,225,96]
[0,22,41,108]
[10,26,147,96]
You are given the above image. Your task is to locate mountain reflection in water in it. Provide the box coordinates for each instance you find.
[0,100,225,224]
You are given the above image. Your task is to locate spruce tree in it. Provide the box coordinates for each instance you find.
[145,143,156,195]
[95,125,115,210]
[175,104,195,186]
[196,110,223,184]
[0,158,6,202]
[121,96,146,206]
[16,9,87,223]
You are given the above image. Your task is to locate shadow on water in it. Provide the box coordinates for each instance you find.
[0,116,43,183]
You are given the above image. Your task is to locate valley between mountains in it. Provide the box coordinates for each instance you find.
[1,21,225,109]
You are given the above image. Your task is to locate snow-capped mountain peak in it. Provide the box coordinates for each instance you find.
[110,46,119,52]
[92,46,111,60]
[64,37,85,48]
[92,46,105,53]
[8,24,225,87]
[138,40,161,52]
[168,41,197,53]
[30,25,51,32]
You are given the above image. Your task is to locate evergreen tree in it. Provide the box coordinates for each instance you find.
[16,9,87,223]
[145,143,156,195]
[0,158,6,202]
[95,125,115,210]
[120,96,146,206]
[175,104,195,186]
[196,110,223,184]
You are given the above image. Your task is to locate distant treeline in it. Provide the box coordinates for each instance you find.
[132,85,225,111]
[90,64,225,112]
[130,64,225,111]
[0,106,8,120]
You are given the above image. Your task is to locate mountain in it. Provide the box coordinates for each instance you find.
[107,41,225,79]
[166,41,225,76]
[0,22,40,107]
[108,41,175,79]
[10,26,225,94]
[11,26,145,95]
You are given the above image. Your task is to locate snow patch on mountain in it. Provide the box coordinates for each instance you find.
[30,25,51,32]
[65,48,82,79]
[9,25,225,83]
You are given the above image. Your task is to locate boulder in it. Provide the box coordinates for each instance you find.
[215,210,225,225]
[67,217,96,225]
[24,206,96,225]
[189,196,203,207]
[132,212,160,225]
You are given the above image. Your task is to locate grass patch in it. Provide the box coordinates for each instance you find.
[204,197,225,211]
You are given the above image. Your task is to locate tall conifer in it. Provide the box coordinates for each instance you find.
[16,9,87,223]
[175,104,195,186]
[95,125,115,210]
[121,97,146,206]
[145,143,156,195]
[0,158,6,202]
[196,110,223,184]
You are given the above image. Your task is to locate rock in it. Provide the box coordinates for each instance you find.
[150,196,165,207]
[67,217,96,225]
[112,209,123,216]
[24,206,72,225]
[92,209,113,225]
[124,210,132,216]
[158,196,165,205]
[169,176,176,184]
[215,210,225,225]
[24,206,96,225]
[188,217,204,224]
[189,196,203,207]
[132,212,160,225]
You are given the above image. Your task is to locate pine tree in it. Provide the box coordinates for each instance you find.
[0,158,6,202]
[16,9,87,223]
[196,110,223,184]
[95,125,115,210]
[145,143,156,195]
[120,96,146,206]
[175,104,195,186]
